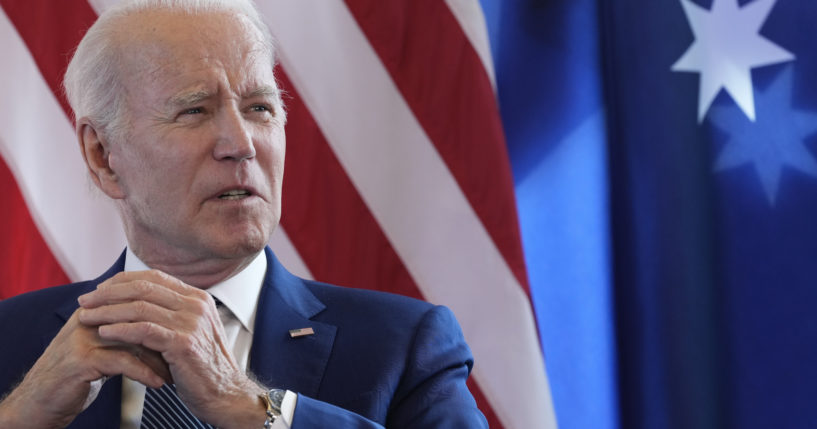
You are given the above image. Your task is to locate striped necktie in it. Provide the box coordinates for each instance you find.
[141,296,224,428]
[141,383,215,429]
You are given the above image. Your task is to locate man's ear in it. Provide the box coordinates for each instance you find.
[77,119,125,199]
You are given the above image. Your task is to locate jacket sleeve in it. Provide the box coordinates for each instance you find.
[291,305,488,428]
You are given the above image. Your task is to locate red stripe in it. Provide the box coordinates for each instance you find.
[0,0,98,121]
[343,0,531,295]
[0,0,98,296]
[278,69,502,428]
[0,157,70,299]
[278,69,422,300]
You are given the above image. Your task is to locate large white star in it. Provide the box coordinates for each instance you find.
[672,0,794,122]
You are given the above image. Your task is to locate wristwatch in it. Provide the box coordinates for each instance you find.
[261,388,285,428]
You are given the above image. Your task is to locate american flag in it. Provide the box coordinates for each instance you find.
[0,1,555,428]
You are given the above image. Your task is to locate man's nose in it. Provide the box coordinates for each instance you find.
[213,109,256,161]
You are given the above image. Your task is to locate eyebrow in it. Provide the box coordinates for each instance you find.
[166,85,277,109]
[246,85,278,99]
[167,89,213,109]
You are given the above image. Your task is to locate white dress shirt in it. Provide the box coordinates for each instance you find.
[119,248,297,428]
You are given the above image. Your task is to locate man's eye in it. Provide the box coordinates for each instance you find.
[182,107,203,115]
[249,104,272,113]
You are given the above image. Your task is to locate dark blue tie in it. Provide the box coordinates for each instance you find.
[141,383,216,429]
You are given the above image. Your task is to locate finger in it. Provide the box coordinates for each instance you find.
[77,300,180,328]
[97,322,178,356]
[113,270,205,297]
[60,314,169,386]
[80,270,211,309]
[79,278,189,311]
[89,347,166,388]
[116,344,173,384]
[104,343,173,384]
[135,347,173,384]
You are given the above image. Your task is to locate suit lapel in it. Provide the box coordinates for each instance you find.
[249,248,337,398]
[55,250,126,321]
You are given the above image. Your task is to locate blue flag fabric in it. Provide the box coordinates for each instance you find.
[483,0,817,428]
[604,0,817,428]
[481,1,618,429]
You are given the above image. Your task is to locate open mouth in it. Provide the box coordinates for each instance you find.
[218,189,252,200]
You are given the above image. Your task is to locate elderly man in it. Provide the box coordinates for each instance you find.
[0,1,487,428]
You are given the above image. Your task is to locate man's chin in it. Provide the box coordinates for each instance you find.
[202,230,270,260]
[207,239,267,260]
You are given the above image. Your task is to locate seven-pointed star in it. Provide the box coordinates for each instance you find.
[710,66,817,204]
[672,0,794,122]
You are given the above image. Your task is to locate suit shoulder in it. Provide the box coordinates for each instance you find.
[0,281,94,321]
[304,280,434,320]
[300,280,466,348]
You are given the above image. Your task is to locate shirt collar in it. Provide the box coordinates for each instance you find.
[124,247,267,334]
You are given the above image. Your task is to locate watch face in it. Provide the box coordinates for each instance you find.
[270,389,285,414]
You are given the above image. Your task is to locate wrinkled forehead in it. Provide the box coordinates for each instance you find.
[113,8,274,88]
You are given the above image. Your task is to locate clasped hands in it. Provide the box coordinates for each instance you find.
[0,270,266,429]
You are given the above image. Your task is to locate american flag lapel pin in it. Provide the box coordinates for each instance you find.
[289,327,315,338]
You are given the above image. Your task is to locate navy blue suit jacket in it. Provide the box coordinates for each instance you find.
[0,247,487,428]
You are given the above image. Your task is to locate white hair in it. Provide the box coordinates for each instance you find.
[63,0,280,143]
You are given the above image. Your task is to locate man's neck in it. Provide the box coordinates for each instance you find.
[127,244,262,288]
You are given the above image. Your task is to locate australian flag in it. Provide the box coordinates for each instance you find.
[486,0,817,428]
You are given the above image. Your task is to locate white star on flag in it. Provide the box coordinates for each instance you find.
[672,0,794,122]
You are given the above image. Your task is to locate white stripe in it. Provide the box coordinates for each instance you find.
[86,0,119,13]
[153,386,202,428]
[269,227,313,280]
[0,7,126,282]
[261,2,556,428]
[140,416,157,429]
[142,399,178,429]
[444,0,497,90]
[139,408,159,429]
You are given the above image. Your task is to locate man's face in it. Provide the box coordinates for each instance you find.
[107,10,285,263]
